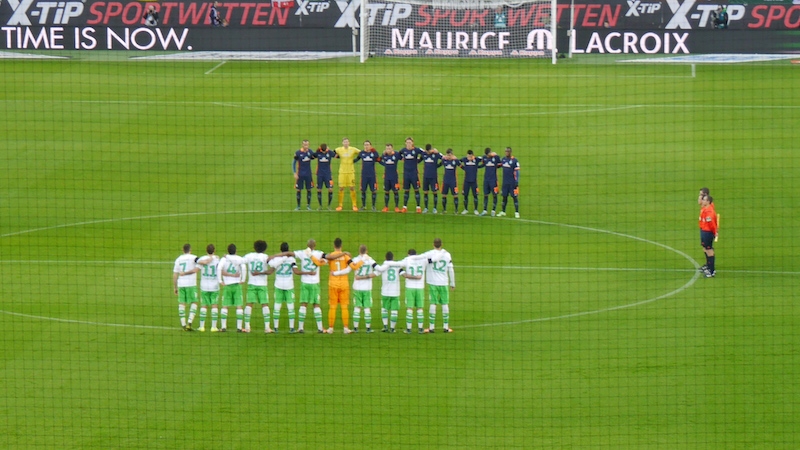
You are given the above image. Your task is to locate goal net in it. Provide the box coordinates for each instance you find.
[360,0,557,62]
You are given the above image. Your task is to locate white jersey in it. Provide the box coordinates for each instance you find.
[269,255,297,290]
[423,249,455,287]
[218,254,246,286]
[244,252,268,287]
[374,262,405,297]
[401,255,427,289]
[173,253,198,288]
[351,254,376,291]
[197,254,220,292]
[293,248,325,284]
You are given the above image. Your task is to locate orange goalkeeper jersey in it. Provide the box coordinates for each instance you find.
[328,255,351,289]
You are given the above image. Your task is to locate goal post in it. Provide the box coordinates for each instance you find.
[359,0,558,63]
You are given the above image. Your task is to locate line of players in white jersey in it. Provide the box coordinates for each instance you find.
[172,238,456,334]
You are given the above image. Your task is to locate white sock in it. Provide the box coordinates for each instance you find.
[442,304,450,329]
[199,307,207,328]
[221,307,228,329]
[428,304,437,330]
[353,306,361,329]
[178,304,186,327]
[236,308,243,330]
[298,306,307,330]
[262,306,271,330]
[381,308,389,326]
[211,307,218,328]
[314,306,323,331]
[244,306,252,330]
[188,304,197,324]
[288,303,295,329]
[273,303,282,329]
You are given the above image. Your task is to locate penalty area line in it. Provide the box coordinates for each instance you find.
[204,60,227,75]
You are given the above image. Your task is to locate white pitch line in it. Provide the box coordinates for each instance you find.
[204,60,227,75]
[0,309,174,330]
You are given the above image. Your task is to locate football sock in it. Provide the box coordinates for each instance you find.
[188,303,197,324]
[273,303,282,329]
[262,306,271,330]
[178,304,186,327]
[371,191,377,208]
[454,197,459,211]
[199,307,207,329]
[403,191,410,207]
[442,304,450,330]
[394,192,400,207]
[327,191,333,206]
[513,196,519,212]
[313,306,323,331]
[317,191,323,206]
[337,190,344,208]
[328,307,336,328]
[708,256,715,273]
[492,194,498,211]
[381,308,389,326]
[298,305,307,330]
[384,193,390,207]
[483,195,489,210]
[349,190,357,207]
[428,304,437,330]
[416,309,424,329]
[502,196,508,211]
[296,191,301,207]
[211,307,218,328]
[236,308,243,330]
[361,191,367,208]
[433,193,438,209]
[442,197,447,211]
[474,196,479,210]
[414,191,420,206]
[244,306,252,330]
[424,193,429,208]
[353,307,361,329]
[341,306,350,329]
[221,307,228,329]
[288,303,295,329]
[463,194,469,209]
[406,310,413,330]
[390,310,398,330]
[364,308,371,329]
[306,190,311,206]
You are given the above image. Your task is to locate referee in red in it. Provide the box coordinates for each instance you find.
[698,194,719,277]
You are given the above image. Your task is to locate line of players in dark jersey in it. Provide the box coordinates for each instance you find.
[293,137,521,218]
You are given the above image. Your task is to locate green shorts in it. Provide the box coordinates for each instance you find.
[405,288,424,309]
[300,283,320,305]
[274,288,295,304]
[177,287,197,304]
[221,284,243,307]
[353,290,372,308]
[428,285,449,305]
[247,285,269,305]
[200,290,219,307]
[381,296,400,311]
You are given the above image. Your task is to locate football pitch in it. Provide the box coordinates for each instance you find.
[0,53,798,448]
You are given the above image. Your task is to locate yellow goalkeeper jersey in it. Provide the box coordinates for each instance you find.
[335,146,360,174]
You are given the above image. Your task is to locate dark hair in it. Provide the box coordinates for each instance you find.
[385,251,394,261]
[206,244,215,254]
[386,143,393,148]
[364,140,372,145]
[227,243,237,255]
[505,147,512,152]
[446,148,453,154]
[319,143,327,151]
[280,242,289,252]
[334,237,342,249]
[254,240,267,253]
[484,148,492,155]
[405,137,413,142]
[700,187,710,195]
[706,195,714,204]
[408,249,416,256]
[425,144,432,151]
[433,238,442,248]
[467,150,474,155]
[183,243,191,253]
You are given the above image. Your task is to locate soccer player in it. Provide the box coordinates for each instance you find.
[481,147,502,216]
[292,239,327,333]
[172,243,199,331]
[421,144,443,214]
[497,147,520,218]
[195,244,220,332]
[400,249,428,334]
[243,240,273,334]
[324,238,353,334]
[378,143,401,212]
[398,137,425,213]
[217,243,247,332]
[355,140,379,211]
[698,195,719,278]
[314,143,337,210]
[440,148,461,214]
[460,150,483,215]
[266,242,313,333]
[334,137,361,211]
[293,140,316,211]
[423,238,456,333]
[332,245,378,333]
[359,251,419,333]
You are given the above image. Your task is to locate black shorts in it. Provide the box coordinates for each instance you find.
[501,183,518,197]
[317,174,333,189]
[463,181,478,195]
[295,176,314,190]
[422,177,439,192]
[442,182,458,195]
[403,174,420,190]
[483,179,498,195]
[361,176,377,191]
[384,178,399,192]
[700,230,715,250]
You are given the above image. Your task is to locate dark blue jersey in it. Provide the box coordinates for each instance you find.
[398,147,424,176]
[379,152,401,180]
[314,149,338,177]
[441,158,461,185]
[422,152,442,180]
[501,156,520,185]
[460,157,483,183]
[483,154,502,183]
[293,150,315,178]
[355,150,380,179]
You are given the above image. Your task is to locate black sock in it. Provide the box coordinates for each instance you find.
[306,191,311,206]
[384,193,390,207]
[327,191,333,206]
[361,191,366,208]
[433,194,438,209]
[442,197,447,211]
[708,256,715,273]
[492,194,498,211]
[394,192,399,207]
[296,191,301,207]
[483,196,489,210]
[513,197,519,212]
[454,197,459,211]
[371,191,376,207]
[415,191,420,207]
[317,191,323,206]
[404,191,410,207]
[424,193,429,208]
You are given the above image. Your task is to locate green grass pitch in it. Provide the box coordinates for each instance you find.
[0,53,798,448]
